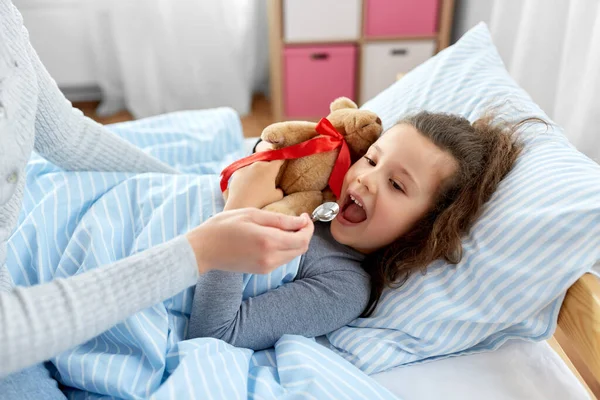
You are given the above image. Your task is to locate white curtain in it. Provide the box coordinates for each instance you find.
[489,0,600,162]
[84,0,268,119]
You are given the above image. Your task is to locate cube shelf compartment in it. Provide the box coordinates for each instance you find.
[269,0,455,120]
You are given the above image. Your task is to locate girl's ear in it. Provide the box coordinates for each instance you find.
[330,97,358,112]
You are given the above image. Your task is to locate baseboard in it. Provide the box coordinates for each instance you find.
[61,85,103,103]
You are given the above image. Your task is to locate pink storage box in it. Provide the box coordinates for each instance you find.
[284,45,357,118]
[365,0,439,37]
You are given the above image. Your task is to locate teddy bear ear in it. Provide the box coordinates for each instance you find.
[330,97,358,112]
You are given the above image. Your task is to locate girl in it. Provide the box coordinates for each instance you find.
[188,111,526,348]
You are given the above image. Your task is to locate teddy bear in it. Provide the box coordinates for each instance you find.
[251,96,383,216]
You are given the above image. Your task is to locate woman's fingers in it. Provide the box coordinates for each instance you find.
[250,209,311,232]
[251,230,312,274]
[258,220,314,252]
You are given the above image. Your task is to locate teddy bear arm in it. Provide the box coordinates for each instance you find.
[261,121,319,149]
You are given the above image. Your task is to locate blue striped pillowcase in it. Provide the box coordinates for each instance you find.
[327,23,600,375]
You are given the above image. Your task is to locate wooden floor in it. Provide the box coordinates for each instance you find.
[73,95,273,138]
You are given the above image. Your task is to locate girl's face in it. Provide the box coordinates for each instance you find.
[330,123,458,253]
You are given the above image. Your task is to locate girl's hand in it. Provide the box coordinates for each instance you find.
[254,139,274,153]
[224,158,284,211]
[186,208,313,274]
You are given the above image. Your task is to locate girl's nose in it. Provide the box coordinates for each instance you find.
[357,173,376,193]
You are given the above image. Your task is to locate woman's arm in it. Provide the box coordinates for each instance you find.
[0,208,312,378]
[0,236,198,378]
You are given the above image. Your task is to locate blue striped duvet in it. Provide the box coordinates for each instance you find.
[6,108,396,399]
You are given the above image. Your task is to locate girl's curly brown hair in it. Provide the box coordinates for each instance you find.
[360,111,542,317]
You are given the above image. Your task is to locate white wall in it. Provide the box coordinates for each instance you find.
[451,0,494,43]
[14,0,101,101]
[252,0,270,96]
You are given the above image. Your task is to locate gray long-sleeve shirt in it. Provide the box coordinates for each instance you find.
[187,223,370,350]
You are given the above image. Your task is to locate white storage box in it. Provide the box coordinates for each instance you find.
[283,0,361,43]
[360,40,436,104]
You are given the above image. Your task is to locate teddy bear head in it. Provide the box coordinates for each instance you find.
[326,97,383,161]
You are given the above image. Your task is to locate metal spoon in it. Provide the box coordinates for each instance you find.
[311,202,340,222]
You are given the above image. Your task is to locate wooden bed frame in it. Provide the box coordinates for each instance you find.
[554,273,600,398]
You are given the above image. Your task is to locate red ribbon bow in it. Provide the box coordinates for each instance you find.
[220,118,351,198]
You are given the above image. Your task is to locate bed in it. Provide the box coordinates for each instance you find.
[8,110,597,400]
[7,22,599,399]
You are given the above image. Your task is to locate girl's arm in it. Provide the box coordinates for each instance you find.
[11,7,176,175]
[187,261,369,350]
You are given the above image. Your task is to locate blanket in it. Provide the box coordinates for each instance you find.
[6,108,396,399]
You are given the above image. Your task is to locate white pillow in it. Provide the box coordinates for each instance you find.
[327,22,600,375]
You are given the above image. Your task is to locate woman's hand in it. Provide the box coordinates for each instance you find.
[224,156,283,211]
[186,208,313,275]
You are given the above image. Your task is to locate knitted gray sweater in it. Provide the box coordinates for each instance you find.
[0,0,199,377]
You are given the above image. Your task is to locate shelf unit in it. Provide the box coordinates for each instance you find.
[268,0,455,122]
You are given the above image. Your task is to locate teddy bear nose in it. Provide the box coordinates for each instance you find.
[375,117,382,125]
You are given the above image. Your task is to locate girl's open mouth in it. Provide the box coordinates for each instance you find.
[339,192,367,224]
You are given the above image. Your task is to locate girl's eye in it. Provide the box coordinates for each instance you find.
[364,156,376,166]
[390,179,405,193]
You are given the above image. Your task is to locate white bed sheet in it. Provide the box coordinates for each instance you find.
[314,336,588,399]
[369,340,589,400]
[243,138,590,400]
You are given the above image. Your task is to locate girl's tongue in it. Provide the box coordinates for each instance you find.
[343,202,367,223]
